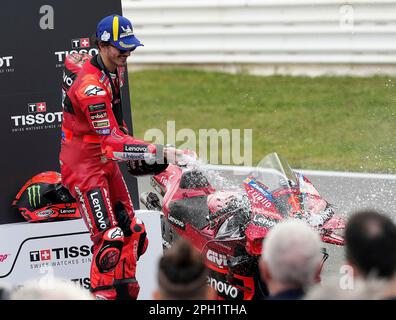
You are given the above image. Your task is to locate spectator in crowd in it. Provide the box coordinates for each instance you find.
[304,276,386,300]
[345,209,396,279]
[259,219,323,299]
[10,277,94,300]
[345,209,396,299]
[153,239,216,300]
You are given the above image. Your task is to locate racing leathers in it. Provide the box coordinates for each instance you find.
[59,52,157,300]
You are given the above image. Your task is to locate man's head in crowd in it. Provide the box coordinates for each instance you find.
[154,238,215,300]
[345,209,396,279]
[260,219,323,297]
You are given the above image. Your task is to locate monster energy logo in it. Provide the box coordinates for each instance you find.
[27,185,41,208]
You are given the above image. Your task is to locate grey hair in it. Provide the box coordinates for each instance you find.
[261,219,322,287]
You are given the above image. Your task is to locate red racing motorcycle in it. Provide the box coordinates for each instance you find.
[138,151,345,300]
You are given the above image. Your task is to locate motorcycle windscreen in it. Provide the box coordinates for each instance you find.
[247,152,302,218]
[250,152,297,192]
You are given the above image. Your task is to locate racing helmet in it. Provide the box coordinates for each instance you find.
[12,171,80,222]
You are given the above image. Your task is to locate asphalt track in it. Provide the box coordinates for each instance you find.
[136,166,396,284]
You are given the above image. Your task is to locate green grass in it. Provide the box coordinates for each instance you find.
[128,68,396,173]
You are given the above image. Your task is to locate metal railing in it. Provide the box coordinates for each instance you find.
[122,0,396,75]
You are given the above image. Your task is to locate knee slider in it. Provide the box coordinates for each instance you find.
[96,227,124,273]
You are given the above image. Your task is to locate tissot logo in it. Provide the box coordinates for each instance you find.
[28,102,46,113]
[29,245,93,262]
[71,277,90,289]
[0,56,14,73]
[10,101,63,130]
[71,38,90,49]
[0,56,13,68]
[40,249,51,261]
[11,112,63,127]
[30,249,51,262]
[55,48,99,64]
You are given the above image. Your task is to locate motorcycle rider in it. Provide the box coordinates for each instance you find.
[59,14,166,300]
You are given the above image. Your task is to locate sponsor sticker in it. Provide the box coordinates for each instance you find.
[87,189,110,231]
[93,120,110,129]
[124,144,149,153]
[115,152,146,160]
[84,85,105,96]
[252,215,278,228]
[36,209,56,218]
[168,215,185,230]
[206,250,228,268]
[60,208,77,215]
[88,103,106,112]
[106,227,123,240]
[26,185,41,208]
[244,177,273,201]
[207,275,242,300]
[90,111,107,120]
[96,128,110,135]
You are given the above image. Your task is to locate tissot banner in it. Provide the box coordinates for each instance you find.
[0,0,139,224]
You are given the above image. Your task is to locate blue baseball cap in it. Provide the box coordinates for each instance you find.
[96,14,143,51]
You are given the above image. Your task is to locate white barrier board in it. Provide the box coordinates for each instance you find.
[0,210,162,300]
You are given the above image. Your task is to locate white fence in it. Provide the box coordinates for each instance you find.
[122,0,396,76]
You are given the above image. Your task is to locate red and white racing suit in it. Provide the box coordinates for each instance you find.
[59,53,156,299]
